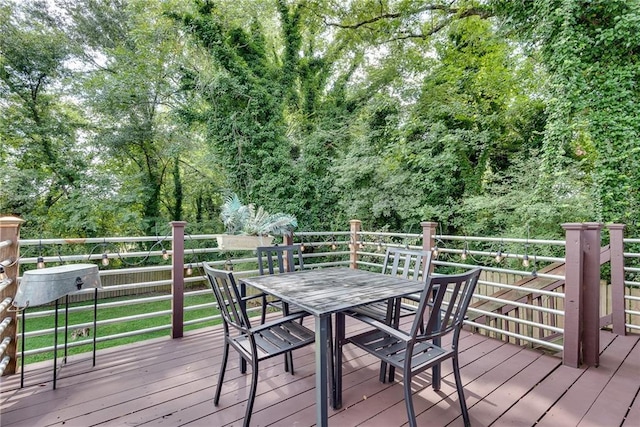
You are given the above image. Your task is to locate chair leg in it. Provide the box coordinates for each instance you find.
[214,342,230,405]
[452,355,470,427]
[387,365,396,383]
[281,302,293,373]
[403,371,417,427]
[327,320,334,404]
[243,360,259,427]
[286,351,294,375]
[379,361,388,383]
[260,295,268,325]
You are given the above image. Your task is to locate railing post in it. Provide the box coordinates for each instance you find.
[349,220,361,270]
[170,221,186,339]
[583,222,602,367]
[421,221,438,273]
[0,216,25,375]
[283,234,294,272]
[608,224,627,335]
[562,223,585,368]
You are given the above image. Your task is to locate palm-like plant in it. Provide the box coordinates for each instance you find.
[220,193,297,236]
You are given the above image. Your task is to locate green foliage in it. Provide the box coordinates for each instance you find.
[220,193,297,236]
[334,14,546,235]
[493,0,640,230]
[461,152,594,238]
[0,0,88,227]
[1,0,638,242]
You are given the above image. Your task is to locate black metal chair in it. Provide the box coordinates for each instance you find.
[255,244,311,372]
[349,247,432,382]
[256,244,306,324]
[351,247,432,323]
[345,268,482,427]
[203,263,315,427]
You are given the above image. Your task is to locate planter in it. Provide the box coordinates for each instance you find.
[216,234,274,251]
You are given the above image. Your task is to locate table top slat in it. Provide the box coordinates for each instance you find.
[241,268,425,316]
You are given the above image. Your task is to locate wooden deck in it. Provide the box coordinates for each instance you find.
[1,317,639,427]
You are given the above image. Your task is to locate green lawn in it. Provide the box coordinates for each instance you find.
[21,292,223,365]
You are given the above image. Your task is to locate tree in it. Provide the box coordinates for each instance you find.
[334,13,545,234]
[0,1,80,221]
[60,0,204,234]
[174,1,296,214]
[493,0,640,230]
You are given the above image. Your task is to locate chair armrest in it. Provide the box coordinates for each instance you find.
[346,312,410,342]
[250,311,310,333]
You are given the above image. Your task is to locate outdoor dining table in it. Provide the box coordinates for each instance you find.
[240,267,427,427]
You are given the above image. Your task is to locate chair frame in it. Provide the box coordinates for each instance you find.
[255,244,309,372]
[345,268,482,427]
[357,247,432,321]
[256,245,304,323]
[256,244,306,323]
[203,263,314,427]
[350,246,432,381]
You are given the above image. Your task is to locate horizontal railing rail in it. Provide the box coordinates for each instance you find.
[621,236,640,332]
[3,218,638,379]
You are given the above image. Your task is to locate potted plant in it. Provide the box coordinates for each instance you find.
[217,193,298,250]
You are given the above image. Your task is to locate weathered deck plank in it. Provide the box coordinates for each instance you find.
[536,332,639,427]
[1,319,638,427]
[578,333,640,427]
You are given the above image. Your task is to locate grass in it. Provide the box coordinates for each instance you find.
[20,291,223,365]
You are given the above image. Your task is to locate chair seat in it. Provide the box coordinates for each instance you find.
[347,329,451,371]
[233,319,314,360]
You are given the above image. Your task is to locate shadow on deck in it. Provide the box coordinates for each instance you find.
[1,317,638,427]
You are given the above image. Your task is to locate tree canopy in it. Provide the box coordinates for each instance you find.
[1,0,637,239]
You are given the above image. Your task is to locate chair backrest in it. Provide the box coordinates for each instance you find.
[257,244,304,275]
[203,263,251,334]
[381,247,432,281]
[411,268,481,341]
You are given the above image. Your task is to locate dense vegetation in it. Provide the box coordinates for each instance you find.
[1,0,638,240]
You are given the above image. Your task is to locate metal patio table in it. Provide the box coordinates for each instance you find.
[240,267,427,427]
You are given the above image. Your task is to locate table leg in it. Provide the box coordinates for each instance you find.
[334,312,345,409]
[53,299,59,390]
[239,282,247,373]
[93,288,98,366]
[386,297,403,382]
[20,308,26,388]
[432,312,441,390]
[315,315,329,427]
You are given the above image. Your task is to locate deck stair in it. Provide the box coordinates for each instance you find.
[467,246,612,347]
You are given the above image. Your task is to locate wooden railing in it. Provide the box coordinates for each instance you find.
[1,217,638,378]
[0,216,25,375]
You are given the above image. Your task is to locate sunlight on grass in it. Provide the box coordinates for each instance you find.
[21,292,223,365]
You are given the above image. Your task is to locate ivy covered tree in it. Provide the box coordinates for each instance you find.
[493,0,640,231]
[174,1,295,215]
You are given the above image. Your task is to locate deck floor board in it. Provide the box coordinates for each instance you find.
[1,317,638,427]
